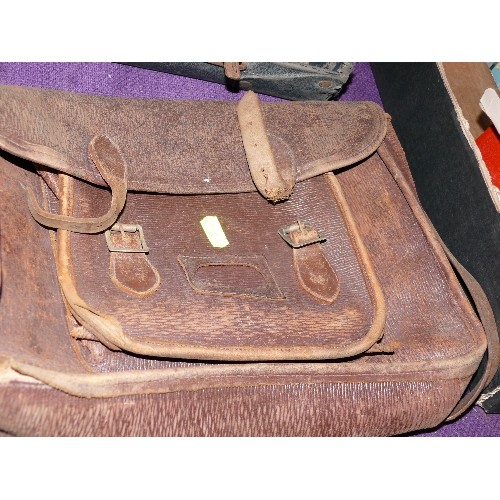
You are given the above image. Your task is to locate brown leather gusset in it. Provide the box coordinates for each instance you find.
[443,246,500,420]
[377,138,500,420]
[106,226,160,298]
[27,135,127,233]
[0,84,386,194]
[237,90,295,202]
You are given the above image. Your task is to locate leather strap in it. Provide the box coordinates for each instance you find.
[279,221,340,304]
[106,224,160,298]
[237,91,295,202]
[293,244,339,304]
[223,62,242,80]
[378,142,500,420]
[27,135,127,234]
[208,62,247,80]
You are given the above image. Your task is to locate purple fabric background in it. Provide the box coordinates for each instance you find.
[0,62,498,437]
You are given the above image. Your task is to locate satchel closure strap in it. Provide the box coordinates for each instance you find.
[27,135,127,234]
[237,90,296,202]
[105,223,160,298]
[279,220,339,304]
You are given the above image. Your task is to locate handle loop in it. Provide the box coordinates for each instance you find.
[27,135,127,234]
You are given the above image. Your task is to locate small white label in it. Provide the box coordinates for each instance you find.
[200,216,229,248]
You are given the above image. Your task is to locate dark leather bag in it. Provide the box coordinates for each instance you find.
[124,62,354,100]
[0,85,498,436]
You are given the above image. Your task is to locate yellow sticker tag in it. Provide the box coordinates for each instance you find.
[200,216,229,248]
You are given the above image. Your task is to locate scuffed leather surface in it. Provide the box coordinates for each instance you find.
[0,102,487,435]
[0,154,80,372]
[63,144,485,373]
[0,85,386,194]
[68,173,380,359]
[372,63,500,416]
[108,229,160,297]
[0,378,468,436]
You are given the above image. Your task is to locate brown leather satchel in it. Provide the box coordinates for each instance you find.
[0,85,498,436]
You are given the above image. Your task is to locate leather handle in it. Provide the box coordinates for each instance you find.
[27,135,127,234]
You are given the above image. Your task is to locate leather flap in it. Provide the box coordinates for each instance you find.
[0,85,387,194]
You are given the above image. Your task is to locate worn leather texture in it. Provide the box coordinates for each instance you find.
[0,84,495,435]
[371,63,500,415]
[0,85,385,194]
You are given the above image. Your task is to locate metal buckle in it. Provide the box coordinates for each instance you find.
[278,221,326,248]
[105,223,149,253]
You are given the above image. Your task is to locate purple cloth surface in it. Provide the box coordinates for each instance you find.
[0,62,497,437]
[0,62,383,104]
